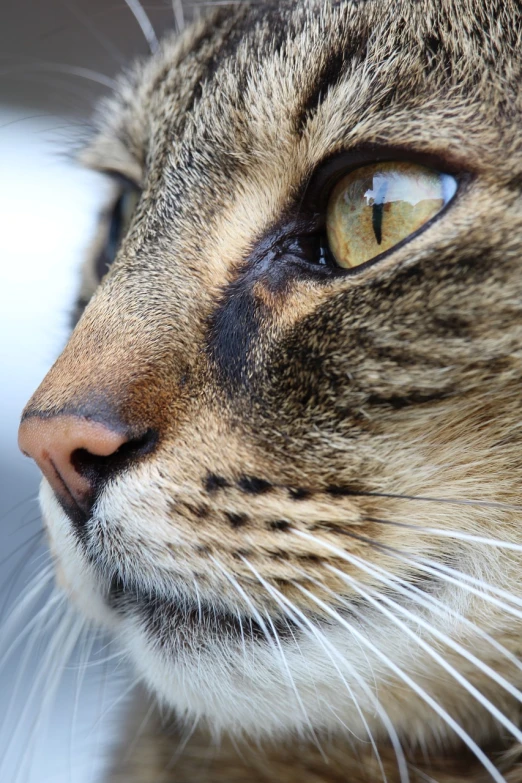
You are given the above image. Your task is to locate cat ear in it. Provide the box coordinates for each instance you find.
[78,135,143,187]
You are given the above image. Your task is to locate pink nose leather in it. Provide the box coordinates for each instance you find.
[18,415,127,512]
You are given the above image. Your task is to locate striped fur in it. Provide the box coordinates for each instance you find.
[21,0,522,780]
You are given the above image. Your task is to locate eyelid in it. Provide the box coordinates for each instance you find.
[102,169,143,192]
[302,145,467,211]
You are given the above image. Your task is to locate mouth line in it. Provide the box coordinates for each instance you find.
[51,474,91,543]
[107,574,298,649]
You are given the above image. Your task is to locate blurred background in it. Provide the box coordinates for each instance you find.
[0,2,184,780]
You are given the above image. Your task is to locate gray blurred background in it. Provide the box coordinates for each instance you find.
[0,2,184,780]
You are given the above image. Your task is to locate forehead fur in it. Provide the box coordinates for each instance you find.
[84,0,522,188]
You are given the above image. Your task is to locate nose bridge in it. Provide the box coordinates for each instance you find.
[23,280,194,432]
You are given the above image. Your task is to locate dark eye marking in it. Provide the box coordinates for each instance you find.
[371,178,388,245]
[372,202,384,245]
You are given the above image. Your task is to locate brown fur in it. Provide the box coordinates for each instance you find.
[20,0,522,780]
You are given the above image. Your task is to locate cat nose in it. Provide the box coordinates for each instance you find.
[18,413,156,518]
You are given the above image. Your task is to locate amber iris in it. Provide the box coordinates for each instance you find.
[326,161,457,269]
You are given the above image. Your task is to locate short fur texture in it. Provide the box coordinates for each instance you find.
[20,0,522,780]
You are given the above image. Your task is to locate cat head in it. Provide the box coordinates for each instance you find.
[18,0,522,759]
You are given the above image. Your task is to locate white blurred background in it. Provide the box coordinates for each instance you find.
[0,2,180,780]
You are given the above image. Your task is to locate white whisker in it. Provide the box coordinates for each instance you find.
[368,517,522,552]
[400,557,522,619]
[123,0,159,53]
[209,555,325,756]
[118,698,157,770]
[319,565,522,742]
[266,607,323,753]
[172,0,186,33]
[4,606,83,783]
[292,580,506,783]
[0,62,117,89]
[0,590,62,671]
[329,550,522,676]
[240,557,405,783]
[294,528,522,620]
[0,564,54,660]
[348,491,522,513]
[58,0,127,64]
[417,558,522,608]
[69,621,96,782]
[86,675,141,736]
[0,589,66,759]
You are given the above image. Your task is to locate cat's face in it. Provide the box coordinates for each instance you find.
[18,0,522,762]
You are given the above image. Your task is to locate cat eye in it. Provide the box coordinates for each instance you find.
[325,161,457,269]
[95,185,140,282]
[106,186,141,262]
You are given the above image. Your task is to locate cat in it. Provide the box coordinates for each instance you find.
[16,0,522,780]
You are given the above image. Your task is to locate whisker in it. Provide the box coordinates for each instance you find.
[88,634,112,782]
[165,713,200,772]
[327,549,522,676]
[0,563,55,650]
[240,557,405,783]
[336,490,522,513]
[398,556,522,620]
[0,492,38,525]
[0,589,62,671]
[64,645,125,670]
[86,674,142,735]
[172,0,185,32]
[295,527,522,618]
[265,608,320,749]
[123,0,159,53]
[192,577,203,624]
[209,555,325,755]
[0,61,117,88]
[57,0,127,64]
[117,697,157,770]
[0,528,46,620]
[0,588,65,762]
[69,621,96,782]
[292,581,506,783]
[0,596,68,780]
[235,607,248,671]
[317,566,522,741]
[416,558,522,609]
[366,517,522,553]
[17,611,85,783]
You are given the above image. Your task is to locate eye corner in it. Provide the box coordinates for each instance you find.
[103,168,143,193]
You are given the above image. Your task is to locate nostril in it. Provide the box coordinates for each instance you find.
[18,411,159,534]
[71,428,159,493]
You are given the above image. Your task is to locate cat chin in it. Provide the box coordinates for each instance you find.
[117,612,389,740]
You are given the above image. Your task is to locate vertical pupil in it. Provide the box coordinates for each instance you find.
[372,202,384,245]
